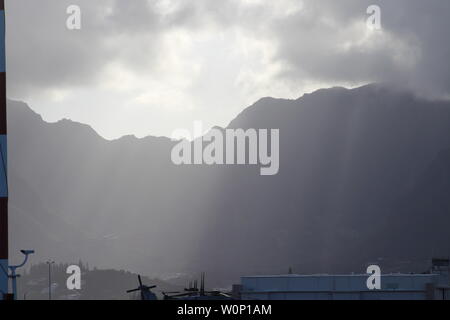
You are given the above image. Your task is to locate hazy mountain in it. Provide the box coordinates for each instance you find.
[8,101,216,277]
[384,148,450,259]
[17,262,182,300]
[195,84,450,282]
[7,84,450,287]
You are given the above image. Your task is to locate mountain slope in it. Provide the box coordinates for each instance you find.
[197,84,450,279]
[7,84,450,286]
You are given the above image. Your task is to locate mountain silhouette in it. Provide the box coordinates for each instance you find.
[7,83,450,286]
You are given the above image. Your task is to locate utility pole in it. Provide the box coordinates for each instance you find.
[0,0,8,300]
[46,260,54,300]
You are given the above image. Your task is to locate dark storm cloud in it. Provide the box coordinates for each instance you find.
[382,0,450,97]
[266,0,450,97]
[5,0,450,99]
[6,0,163,97]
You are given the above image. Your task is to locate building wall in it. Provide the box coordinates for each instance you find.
[242,290,429,300]
[241,274,450,300]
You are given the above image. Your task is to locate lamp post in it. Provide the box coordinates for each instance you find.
[8,250,35,300]
[46,260,55,300]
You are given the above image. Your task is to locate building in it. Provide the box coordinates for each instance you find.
[240,259,450,300]
[0,0,8,300]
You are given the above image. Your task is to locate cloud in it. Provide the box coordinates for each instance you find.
[5,0,450,138]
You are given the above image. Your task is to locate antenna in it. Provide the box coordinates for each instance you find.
[200,272,205,296]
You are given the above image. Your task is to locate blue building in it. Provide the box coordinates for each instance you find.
[240,259,450,300]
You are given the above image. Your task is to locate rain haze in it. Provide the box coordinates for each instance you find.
[4,0,450,297]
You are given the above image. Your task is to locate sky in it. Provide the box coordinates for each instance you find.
[5,0,450,139]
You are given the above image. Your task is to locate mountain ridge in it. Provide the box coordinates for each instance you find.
[9,83,426,143]
[7,83,450,286]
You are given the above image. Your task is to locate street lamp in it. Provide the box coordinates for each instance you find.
[8,249,35,300]
[46,260,55,300]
